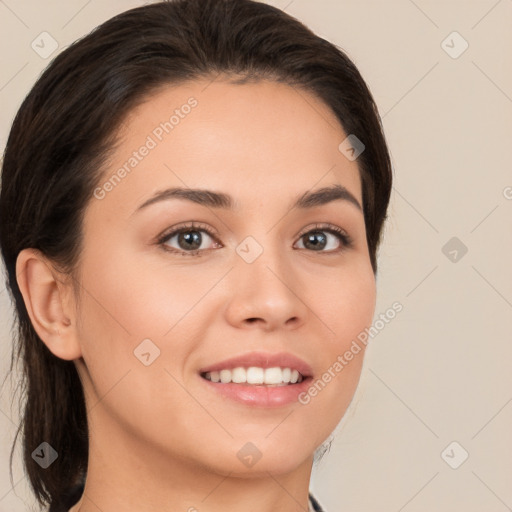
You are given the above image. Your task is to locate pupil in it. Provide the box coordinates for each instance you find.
[179,230,201,250]
[304,231,326,250]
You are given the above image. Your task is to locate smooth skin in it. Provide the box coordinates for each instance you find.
[16,77,376,512]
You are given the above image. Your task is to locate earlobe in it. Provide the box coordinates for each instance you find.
[15,248,82,361]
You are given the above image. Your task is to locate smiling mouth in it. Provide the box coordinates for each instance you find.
[200,366,305,386]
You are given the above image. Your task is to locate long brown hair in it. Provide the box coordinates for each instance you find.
[0,0,392,508]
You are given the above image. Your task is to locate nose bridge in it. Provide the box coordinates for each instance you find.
[225,233,308,329]
[236,232,291,292]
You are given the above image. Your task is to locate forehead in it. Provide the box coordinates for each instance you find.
[88,78,362,218]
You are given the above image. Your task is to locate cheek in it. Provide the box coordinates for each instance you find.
[77,247,218,341]
[73,249,225,400]
[73,262,196,438]
[298,261,375,430]
[316,259,376,346]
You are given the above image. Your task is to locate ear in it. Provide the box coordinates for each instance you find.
[16,248,82,360]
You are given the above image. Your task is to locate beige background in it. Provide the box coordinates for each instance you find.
[1,1,511,511]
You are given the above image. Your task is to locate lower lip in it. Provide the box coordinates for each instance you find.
[200,375,312,408]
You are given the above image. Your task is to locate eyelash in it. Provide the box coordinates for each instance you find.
[156,221,353,257]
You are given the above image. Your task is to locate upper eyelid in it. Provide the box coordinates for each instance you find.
[158,222,219,240]
[296,223,349,238]
[159,222,348,239]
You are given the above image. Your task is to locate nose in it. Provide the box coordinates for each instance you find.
[223,245,310,332]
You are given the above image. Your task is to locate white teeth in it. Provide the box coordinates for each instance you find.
[246,367,264,384]
[220,369,231,383]
[203,366,304,385]
[264,367,284,384]
[231,367,246,383]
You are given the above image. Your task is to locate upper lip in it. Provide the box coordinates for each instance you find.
[198,351,313,378]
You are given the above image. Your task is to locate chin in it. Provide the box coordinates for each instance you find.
[198,434,316,477]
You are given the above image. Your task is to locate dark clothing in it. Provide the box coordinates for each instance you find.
[48,484,326,511]
[309,492,326,511]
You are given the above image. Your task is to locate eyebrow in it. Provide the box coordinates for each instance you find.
[135,183,362,213]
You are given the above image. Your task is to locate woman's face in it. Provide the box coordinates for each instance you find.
[72,78,376,476]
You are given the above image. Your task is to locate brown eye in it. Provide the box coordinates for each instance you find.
[295,225,352,253]
[175,230,204,250]
[301,230,328,250]
[157,222,221,256]
[164,229,215,252]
